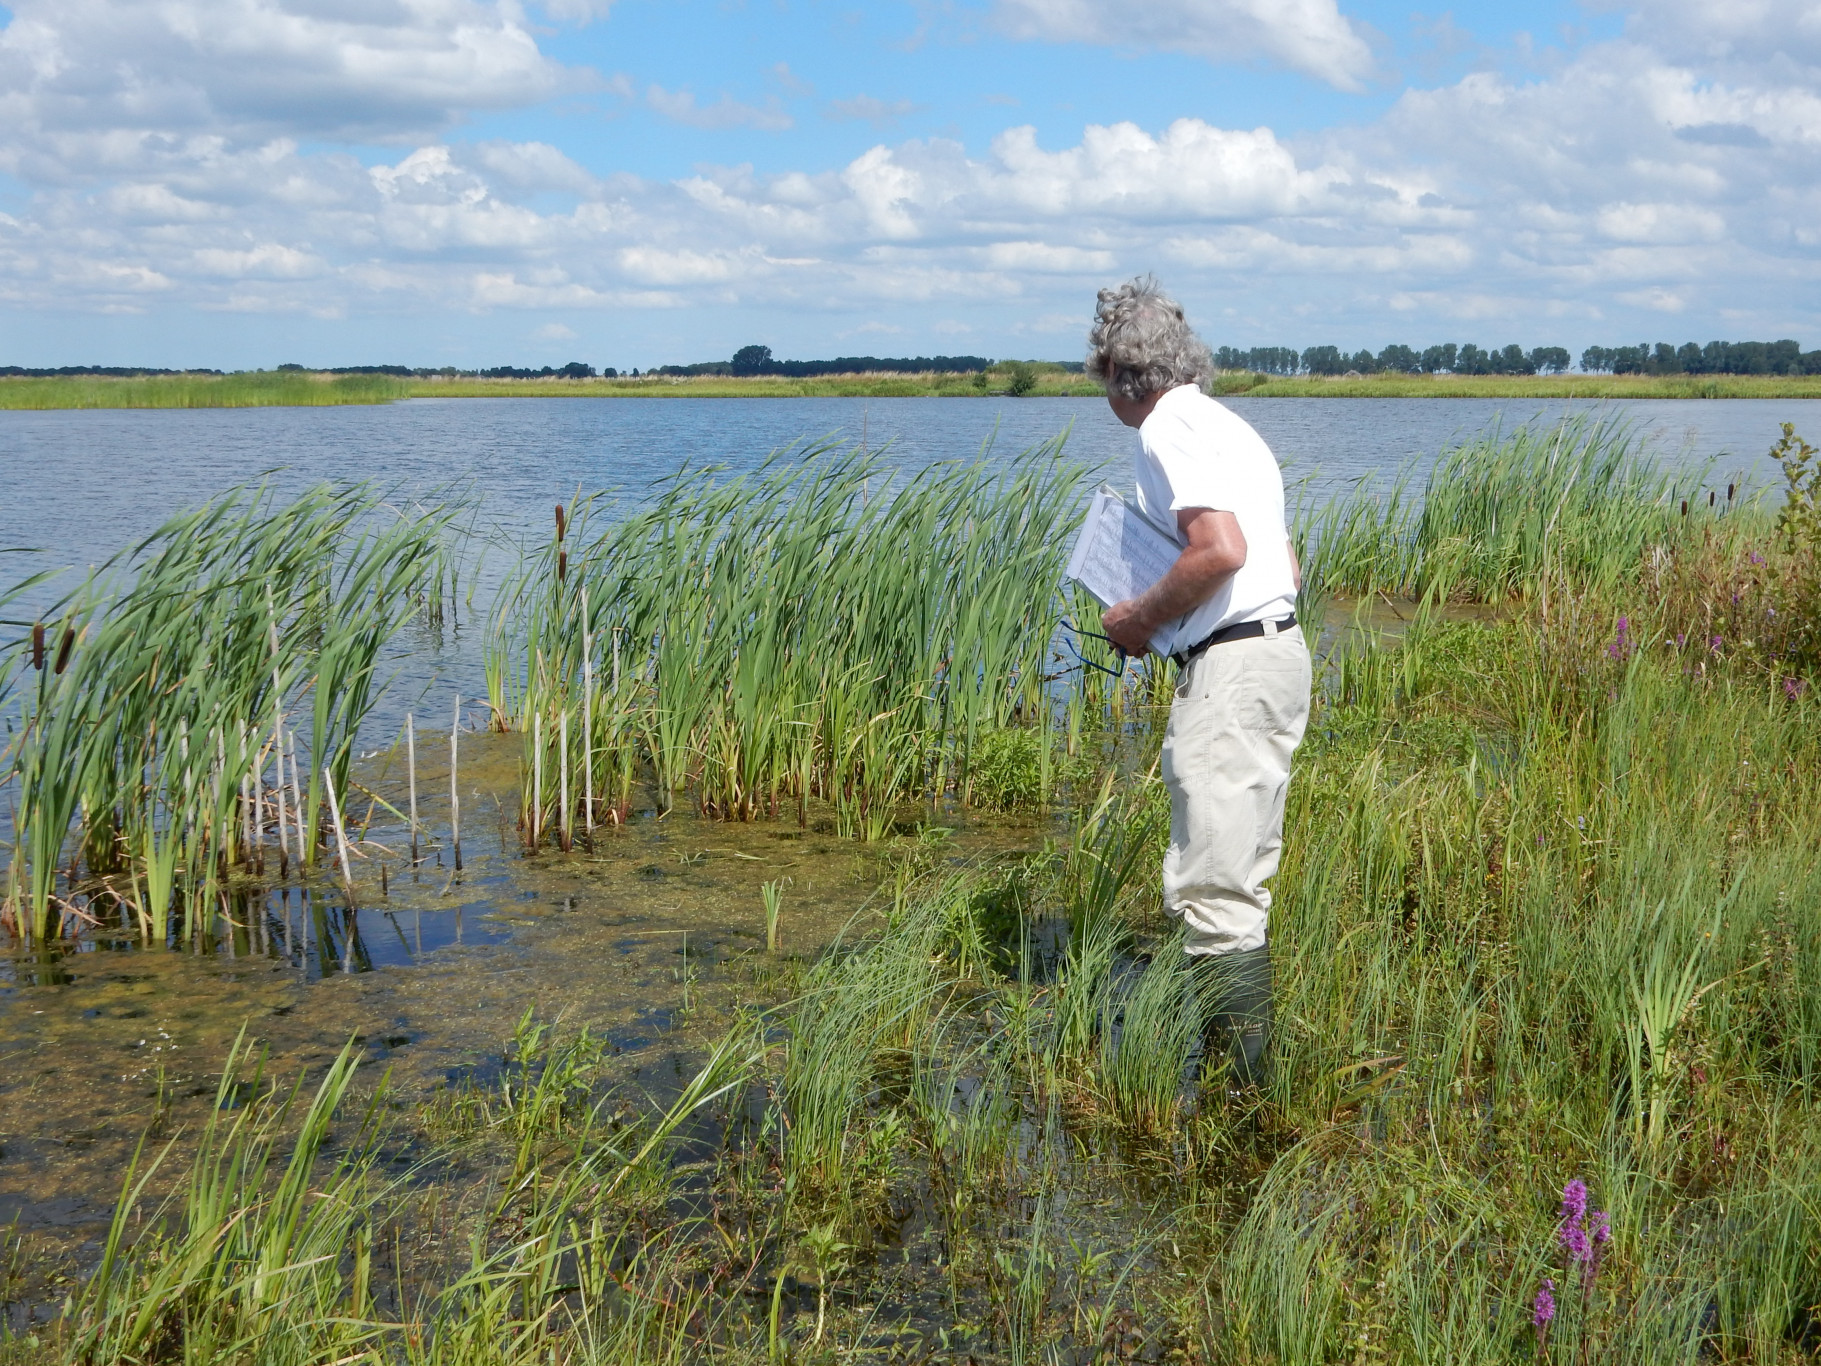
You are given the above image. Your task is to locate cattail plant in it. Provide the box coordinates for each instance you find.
[2,482,456,939]
[500,441,1090,839]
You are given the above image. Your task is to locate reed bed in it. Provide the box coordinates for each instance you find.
[1300,416,1720,603]
[493,442,1105,842]
[0,483,457,943]
[0,371,412,409]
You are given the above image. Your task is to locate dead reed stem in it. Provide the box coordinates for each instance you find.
[323,765,356,908]
[450,695,462,873]
[406,711,418,866]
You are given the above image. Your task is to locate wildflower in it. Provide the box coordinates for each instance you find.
[1710,635,1723,652]
[1560,1218,1591,1262]
[1533,1278,1556,1328]
[1606,616,1634,661]
[1590,1210,1610,1247]
[1561,1178,1587,1221]
[1675,633,1686,647]
[1559,1178,1590,1257]
[1786,677,1806,701]
[1751,551,1765,565]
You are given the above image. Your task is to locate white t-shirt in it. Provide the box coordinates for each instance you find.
[1132,385,1298,645]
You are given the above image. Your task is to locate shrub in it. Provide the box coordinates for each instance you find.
[1004,361,1038,397]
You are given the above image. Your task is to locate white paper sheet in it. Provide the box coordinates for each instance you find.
[1063,486,1189,657]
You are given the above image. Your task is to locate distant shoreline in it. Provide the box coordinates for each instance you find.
[5,368,1821,409]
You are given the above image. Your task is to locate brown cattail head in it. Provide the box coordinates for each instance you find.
[555,504,567,542]
[558,549,568,583]
[1681,500,1689,517]
[1709,490,1716,507]
[30,622,44,670]
[54,626,74,675]
[1728,483,1736,502]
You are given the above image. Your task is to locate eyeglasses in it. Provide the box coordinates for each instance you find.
[1058,617,1128,679]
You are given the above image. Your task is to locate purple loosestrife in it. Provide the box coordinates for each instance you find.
[1606,616,1634,662]
[1533,1278,1556,1358]
[1534,1278,1556,1326]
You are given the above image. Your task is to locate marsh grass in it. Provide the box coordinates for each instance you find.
[1301,416,1711,603]
[1,483,457,940]
[0,372,411,409]
[14,370,1821,408]
[500,442,1102,841]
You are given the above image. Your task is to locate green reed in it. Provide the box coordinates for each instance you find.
[1,483,456,940]
[1301,415,1711,603]
[498,441,1097,842]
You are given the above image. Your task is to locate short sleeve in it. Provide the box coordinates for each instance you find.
[1141,410,1248,512]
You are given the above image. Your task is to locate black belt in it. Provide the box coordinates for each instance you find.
[1170,613,1297,669]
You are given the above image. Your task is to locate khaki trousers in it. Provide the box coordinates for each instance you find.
[1160,624,1311,957]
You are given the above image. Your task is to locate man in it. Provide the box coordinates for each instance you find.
[1086,277,1311,1087]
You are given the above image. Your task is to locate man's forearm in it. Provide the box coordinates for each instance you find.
[1100,507,1247,654]
[1126,551,1238,635]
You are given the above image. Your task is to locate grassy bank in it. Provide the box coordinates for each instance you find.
[0,371,413,408]
[6,421,1821,1363]
[10,367,1821,409]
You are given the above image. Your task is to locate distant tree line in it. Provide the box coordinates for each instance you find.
[0,365,225,377]
[1213,338,1821,377]
[277,363,616,378]
[1214,344,1572,376]
[1579,340,1821,375]
[652,346,994,378]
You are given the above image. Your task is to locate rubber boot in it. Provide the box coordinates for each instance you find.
[1191,945,1273,1090]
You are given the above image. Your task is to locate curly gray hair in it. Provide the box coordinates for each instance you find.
[1085,276,1212,401]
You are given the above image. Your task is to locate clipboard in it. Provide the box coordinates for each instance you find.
[1063,486,1190,658]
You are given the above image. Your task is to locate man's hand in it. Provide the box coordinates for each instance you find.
[1101,507,1247,656]
[1100,597,1153,656]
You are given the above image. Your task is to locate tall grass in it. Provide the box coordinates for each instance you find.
[1300,416,1712,603]
[498,442,1095,839]
[2,483,456,940]
[0,371,411,409]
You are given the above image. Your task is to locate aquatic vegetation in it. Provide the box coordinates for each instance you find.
[1301,415,1708,603]
[500,443,1100,840]
[1,483,457,941]
[0,370,412,409]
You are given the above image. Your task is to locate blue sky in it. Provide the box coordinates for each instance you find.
[0,0,1812,369]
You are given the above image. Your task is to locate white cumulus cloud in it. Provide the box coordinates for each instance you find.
[993,0,1375,91]
[0,0,1818,351]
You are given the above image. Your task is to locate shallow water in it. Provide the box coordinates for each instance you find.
[0,726,1053,1281]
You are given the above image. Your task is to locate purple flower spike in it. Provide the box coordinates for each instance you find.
[1591,1210,1611,1246]
[1560,1220,1591,1262]
[1534,1279,1556,1327]
[1561,1179,1588,1224]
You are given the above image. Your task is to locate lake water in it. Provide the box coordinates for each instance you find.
[2,393,1816,722]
